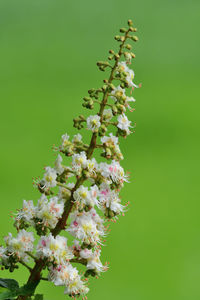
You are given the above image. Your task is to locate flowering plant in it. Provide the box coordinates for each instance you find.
[0,20,140,300]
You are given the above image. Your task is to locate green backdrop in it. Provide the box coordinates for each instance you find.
[0,0,200,299]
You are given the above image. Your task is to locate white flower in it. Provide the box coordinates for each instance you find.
[73,185,99,209]
[86,158,97,174]
[80,248,105,273]
[72,240,81,252]
[101,133,118,147]
[72,133,82,143]
[36,195,64,229]
[4,230,34,258]
[72,151,87,174]
[37,234,73,264]
[67,182,75,189]
[73,186,91,207]
[110,85,126,101]
[16,200,35,224]
[86,250,105,273]
[0,246,9,265]
[124,52,132,63]
[49,262,89,296]
[99,183,124,215]
[103,108,113,121]
[49,263,78,286]
[101,133,123,160]
[43,166,57,188]
[54,154,64,175]
[67,210,104,246]
[0,246,6,258]
[61,133,70,150]
[90,185,99,206]
[79,248,93,259]
[125,95,136,111]
[117,113,132,135]
[64,276,89,296]
[118,62,138,88]
[99,160,128,185]
[118,61,128,73]
[87,115,101,132]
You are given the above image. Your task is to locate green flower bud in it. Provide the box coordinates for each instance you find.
[120,27,127,33]
[116,103,125,113]
[131,35,139,42]
[109,210,115,218]
[109,83,115,91]
[114,35,121,41]
[99,66,105,71]
[112,105,118,115]
[105,147,112,157]
[98,124,107,136]
[88,88,95,94]
[83,96,92,101]
[117,128,127,137]
[105,208,109,217]
[84,269,97,278]
[130,27,137,32]
[79,115,85,121]
[128,19,133,26]
[125,44,132,50]
[102,85,107,91]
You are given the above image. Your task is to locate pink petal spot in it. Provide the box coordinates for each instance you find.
[57,265,62,271]
[73,221,79,227]
[41,240,46,247]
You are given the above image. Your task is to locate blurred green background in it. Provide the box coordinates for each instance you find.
[0,0,200,299]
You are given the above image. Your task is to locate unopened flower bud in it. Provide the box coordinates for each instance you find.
[109,84,115,91]
[125,44,132,50]
[98,124,107,136]
[120,28,127,33]
[112,105,118,115]
[88,88,95,94]
[102,85,107,91]
[131,36,139,42]
[130,27,137,32]
[114,35,121,41]
[128,19,133,26]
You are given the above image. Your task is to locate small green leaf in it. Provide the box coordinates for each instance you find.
[0,279,19,291]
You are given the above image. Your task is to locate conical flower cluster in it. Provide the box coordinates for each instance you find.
[0,20,140,299]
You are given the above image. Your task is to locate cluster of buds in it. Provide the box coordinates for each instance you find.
[0,20,140,300]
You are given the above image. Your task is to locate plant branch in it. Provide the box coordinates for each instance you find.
[19,260,32,272]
